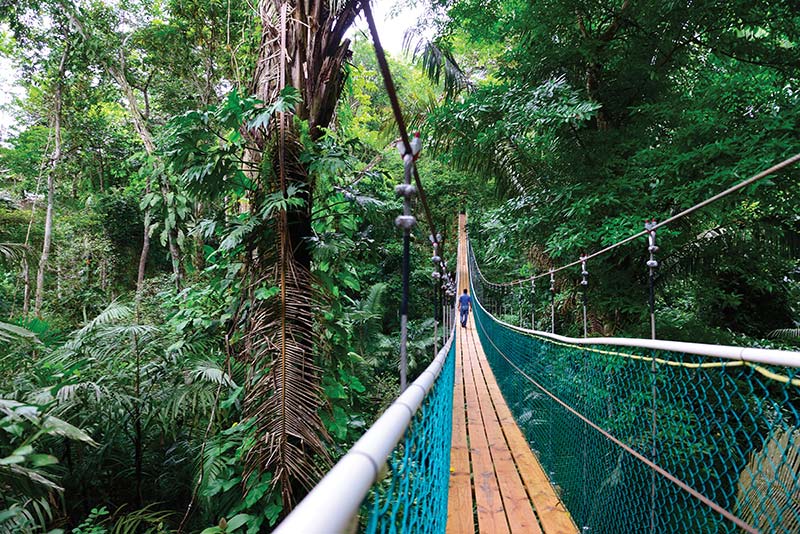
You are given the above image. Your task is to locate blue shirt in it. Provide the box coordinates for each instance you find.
[459,294,471,311]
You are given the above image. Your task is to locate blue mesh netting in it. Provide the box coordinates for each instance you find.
[361,335,456,533]
[469,245,800,534]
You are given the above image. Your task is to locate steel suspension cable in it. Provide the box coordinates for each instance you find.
[363,1,455,390]
[362,1,441,247]
[478,152,800,287]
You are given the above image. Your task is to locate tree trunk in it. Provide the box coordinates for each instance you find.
[159,180,184,289]
[136,179,151,311]
[131,330,144,507]
[576,1,630,131]
[110,62,183,289]
[34,45,69,317]
[193,201,205,271]
[21,129,52,317]
[241,0,360,508]
[21,258,30,316]
[98,150,105,192]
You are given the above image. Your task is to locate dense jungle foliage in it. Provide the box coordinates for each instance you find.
[0,0,798,532]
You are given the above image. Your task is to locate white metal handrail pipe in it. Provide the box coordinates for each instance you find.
[273,330,455,533]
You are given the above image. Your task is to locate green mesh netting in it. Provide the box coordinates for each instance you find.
[362,336,456,533]
[469,246,800,534]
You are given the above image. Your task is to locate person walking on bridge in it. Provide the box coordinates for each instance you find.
[459,288,472,328]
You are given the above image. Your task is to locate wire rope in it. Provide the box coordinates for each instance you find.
[477,153,800,287]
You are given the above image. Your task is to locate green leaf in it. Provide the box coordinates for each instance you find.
[12,444,34,457]
[349,376,366,393]
[323,379,346,399]
[41,416,98,446]
[30,453,59,467]
[265,502,283,526]
[226,514,252,531]
[254,286,280,301]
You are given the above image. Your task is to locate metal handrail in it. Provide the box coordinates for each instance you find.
[470,278,800,368]
[273,329,455,533]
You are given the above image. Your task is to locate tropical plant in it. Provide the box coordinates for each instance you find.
[0,399,97,533]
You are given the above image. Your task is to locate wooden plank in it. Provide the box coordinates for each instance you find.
[448,212,574,534]
[476,343,578,534]
[461,324,510,534]
[465,329,543,534]
[447,324,474,534]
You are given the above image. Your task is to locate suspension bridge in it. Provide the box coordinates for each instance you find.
[267,6,800,532]
[274,213,800,534]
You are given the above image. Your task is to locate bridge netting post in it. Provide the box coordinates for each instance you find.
[645,219,659,534]
[395,155,417,392]
[431,234,443,357]
[645,220,658,340]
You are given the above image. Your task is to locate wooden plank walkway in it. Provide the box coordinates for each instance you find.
[447,214,577,534]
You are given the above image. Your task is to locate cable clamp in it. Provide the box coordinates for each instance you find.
[395,215,417,229]
[394,183,417,198]
[645,219,659,269]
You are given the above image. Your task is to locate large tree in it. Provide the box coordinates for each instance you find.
[239,0,362,506]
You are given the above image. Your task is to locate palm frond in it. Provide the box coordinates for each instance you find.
[736,426,800,533]
[405,37,474,98]
[0,242,29,264]
[769,328,800,340]
[109,504,175,534]
[64,301,134,351]
[241,115,329,508]
[428,76,596,196]
[190,363,237,388]
[0,322,38,344]
[243,250,329,505]
[0,497,56,534]
[354,282,386,318]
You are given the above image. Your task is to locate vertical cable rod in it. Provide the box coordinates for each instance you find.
[580,254,589,338]
[549,270,556,334]
[645,219,659,533]
[530,277,536,329]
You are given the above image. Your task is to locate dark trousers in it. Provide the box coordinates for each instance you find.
[460,307,468,326]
